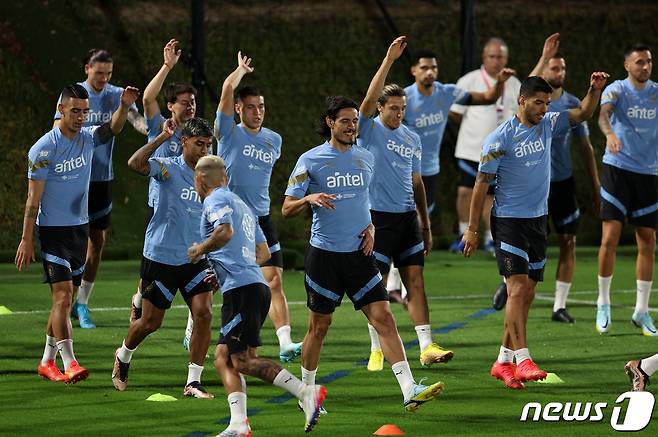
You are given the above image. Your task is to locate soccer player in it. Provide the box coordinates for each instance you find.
[528,34,600,323]
[16,83,139,383]
[214,51,303,362]
[283,95,444,412]
[595,44,658,337]
[357,36,452,371]
[462,71,609,389]
[187,156,326,435]
[112,118,215,399]
[53,49,146,329]
[449,37,522,254]
[625,354,658,391]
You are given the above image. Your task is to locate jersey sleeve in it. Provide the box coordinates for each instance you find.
[206,195,234,229]
[572,120,589,139]
[147,157,172,182]
[285,154,311,198]
[88,125,107,147]
[411,132,422,174]
[53,93,63,120]
[478,131,505,175]
[146,112,165,141]
[357,112,376,147]
[547,111,571,136]
[215,111,237,140]
[27,139,52,180]
[447,84,471,106]
[449,75,471,115]
[601,81,621,107]
[273,132,283,161]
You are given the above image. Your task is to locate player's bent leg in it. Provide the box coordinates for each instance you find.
[50,281,88,383]
[74,228,107,329]
[301,311,332,372]
[553,234,576,323]
[262,266,303,362]
[184,292,214,399]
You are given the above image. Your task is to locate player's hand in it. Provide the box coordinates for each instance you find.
[496,68,517,83]
[360,223,375,256]
[422,228,433,256]
[237,51,254,74]
[541,33,560,60]
[15,238,35,271]
[385,36,407,62]
[606,133,623,154]
[461,229,479,258]
[120,86,140,108]
[162,118,177,138]
[305,193,336,209]
[203,270,219,291]
[187,242,204,263]
[590,72,610,90]
[163,39,182,68]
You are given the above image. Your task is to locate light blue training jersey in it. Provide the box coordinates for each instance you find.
[357,114,421,212]
[285,142,375,252]
[28,126,104,226]
[601,78,658,175]
[403,82,470,176]
[143,155,203,266]
[53,81,137,182]
[145,112,184,207]
[215,111,282,216]
[479,112,571,218]
[548,90,589,182]
[201,186,267,293]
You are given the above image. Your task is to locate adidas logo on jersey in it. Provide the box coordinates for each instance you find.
[414,112,444,128]
[627,106,656,120]
[326,171,364,188]
[243,144,274,164]
[386,139,419,159]
[181,186,201,203]
[54,154,87,173]
[514,139,545,158]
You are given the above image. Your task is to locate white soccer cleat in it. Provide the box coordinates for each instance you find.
[596,304,611,334]
[216,419,251,437]
[300,385,327,432]
[632,312,658,336]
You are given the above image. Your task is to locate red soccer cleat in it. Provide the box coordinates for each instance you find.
[515,359,547,382]
[37,360,67,382]
[64,361,89,384]
[490,361,524,389]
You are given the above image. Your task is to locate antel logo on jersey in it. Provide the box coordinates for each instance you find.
[86,111,112,124]
[326,171,364,188]
[414,112,444,129]
[627,106,657,120]
[387,139,418,159]
[520,391,655,431]
[243,144,274,164]
[181,186,201,203]
[514,139,545,158]
[54,154,87,173]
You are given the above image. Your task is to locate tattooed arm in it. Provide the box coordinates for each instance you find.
[15,179,46,271]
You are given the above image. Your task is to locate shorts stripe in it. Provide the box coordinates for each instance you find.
[71,264,86,276]
[220,313,243,336]
[352,272,383,302]
[600,187,627,215]
[373,251,391,264]
[500,242,529,261]
[458,159,477,177]
[555,208,580,227]
[42,252,72,270]
[528,259,547,270]
[89,203,112,221]
[184,270,207,293]
[269,243,281,253]
[399,242,424,260]
[154,280,175,302]
[631,202,658,218]
[305,274,341,302]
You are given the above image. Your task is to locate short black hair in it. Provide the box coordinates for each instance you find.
[624,44,652,59]
[316,96,359,138]
[61,83,89,100]
[412,49,437,65]
[164,83,197,104]
[519,76,552,98]
[236,86,263,102]
[182,117,213,138]
[84,49,112,67]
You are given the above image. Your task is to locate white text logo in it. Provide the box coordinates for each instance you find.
[514,139,545,158]
[627,106,656,120]
[243,144,274,164]
[181,187,201,203]
[386,139,419,159]
[415,112,444,128]
[326,171,364,188]
[54,155,87,173]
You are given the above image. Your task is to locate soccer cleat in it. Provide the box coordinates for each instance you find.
[419,342,454,367]
[403,379,444,412]
[367,349,384,372]
[631,312,658,336]
[298,400,328,415]
[72,302,96,329]
[217,419,252,437]
[300,384,327,432]
[490,361,524,389]
[279,342,303,363]
[129,293,142,323]
[64,361,89,384]
[183,335,190,351]
[492,282,507,311]
[552,308,575,324]
[184,381,214,399]
[515,359,547,382]
[112,349,130,391]
[596,304,611,334]
[625,360,650,391]
[448,235,464,253]
[482,240,495,255]
[37,360,67,382]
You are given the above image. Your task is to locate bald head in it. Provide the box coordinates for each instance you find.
[482,37,509,77]
[194,155,228,198]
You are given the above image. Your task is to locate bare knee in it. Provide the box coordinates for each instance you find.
[371,310,397,337]
[142,314,163,334]
[214,345,230,369]
[308,316,332,340]
[192,305,213,327]
[230,351,252,374]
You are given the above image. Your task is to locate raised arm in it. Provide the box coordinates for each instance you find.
[568,72,609,124]
[360,36,407,118]
[469,68,517,105]
[143,39,181,119]
[15,179,46,271]
[127,118,176,175]
[127,107,148,135]
[529,33,560,77]
[218,51,254,117]
[462,172,495,257]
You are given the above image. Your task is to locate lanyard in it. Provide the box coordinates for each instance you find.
[480,66,505,125]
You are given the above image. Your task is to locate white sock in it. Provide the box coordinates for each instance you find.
[185,310,194,339]
[459,222,468,235]
[227,391,247,425]
[133,289,142,309]
[56,339,76,369]
[386,267,401,291]
[273,369,306,399]
[276,325,293,349]
[41,335,58,365]
[117,340,136,363]
[635,280,652,314]
[497,345,515,364]
[641,353,658,377]
[514,348,531,364]
[597,275,612,305]
[239,373,247,393]
[553,281,571,312]
[301,366,316,386]
[392,361,415,396]
[484,229,493,244]
[77,280,94,305]
[368,323,381,351]
[415,324,433,351]
[187,362,204,385]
